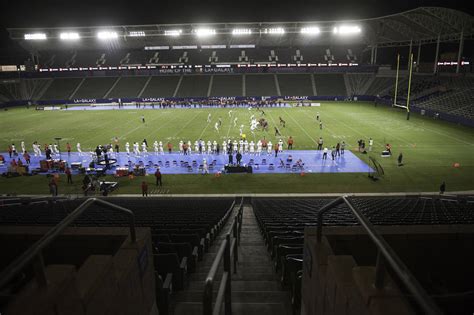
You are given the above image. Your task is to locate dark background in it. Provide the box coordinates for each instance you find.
[1,0,471,28]
[0,0,472,62]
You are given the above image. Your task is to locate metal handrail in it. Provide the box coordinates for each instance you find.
[203,197,243,315]
[316,195,443,315]
[0,197,136,289]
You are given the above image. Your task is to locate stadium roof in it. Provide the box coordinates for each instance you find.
[7,7,474,50]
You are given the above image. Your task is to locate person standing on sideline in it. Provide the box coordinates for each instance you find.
[322,147,328,160]
[167,142,173,154]
[368,138,373,152]
[341,141,346,155]
[317,137,323,150]
[155,168,162,186]
[23,151,31,165]
[66,143,72,156]
[7,145,12,158]
[141,181,148,197]
[49,177,58,196]
[274,143,279,157]
[397,153,403,166]
[228,152,234,165]
[65,167,73,184]
[331,146,336,160]
[287,136,294,150]
[236,152,242,165]
[335,143,341,157]
[439,181,446,194]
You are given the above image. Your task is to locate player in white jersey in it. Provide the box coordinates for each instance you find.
[53,144,59,154]
[257,140,262,155]
[239,125,244,137]
[249,141,255,154]
[159,141,164,154]
[187,141,192,154]
[215,122,219,133]
[243,140,249,153]
[153,141,159,154]
[21,141,26,154]
[133,142,140,155]
[207,141,212,154]
[232,140,238,153]
[278,139,284,153]
[207,113,212,123]
[222,140,227,155]
[212,141,217,154]
[267,141,273,155]
[142,142,148,154]
[233,117,238,127]
[194,140,199,153]
[125,142,130,155]
[228,110,233,117]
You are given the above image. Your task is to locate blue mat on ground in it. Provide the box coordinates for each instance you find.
[0,150,373,175]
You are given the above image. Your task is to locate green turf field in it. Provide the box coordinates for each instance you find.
[1,101,473,195]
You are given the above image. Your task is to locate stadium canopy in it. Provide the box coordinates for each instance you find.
[7,7,474,50]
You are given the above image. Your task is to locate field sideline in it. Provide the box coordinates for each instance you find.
[1,101,473,195]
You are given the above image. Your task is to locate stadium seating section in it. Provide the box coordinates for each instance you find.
[209,74,243,96]
[277,74,314,96]
[245,74,278,96]
[253,196,474,311]
[106,76,150,98]
[31,47,365,68]
[0,197,234,314]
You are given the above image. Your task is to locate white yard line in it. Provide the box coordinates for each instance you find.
[172,110,203,139]
[283,108,317,143]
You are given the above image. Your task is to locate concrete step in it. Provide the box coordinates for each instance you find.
[187,280,281,292]
[173,301,291,315]
[174,290,290,303]
[189,271,276,282]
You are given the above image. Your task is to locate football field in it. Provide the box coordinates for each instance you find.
[1,101,473,195]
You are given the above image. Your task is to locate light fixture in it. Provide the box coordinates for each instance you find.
[264,27,285,34]
[232,28,252,35]
[97,31,118,40]
[164,29,182,36]
[333,25,361,35]
[301,27,320,35]
[24,33,47,40]
[194,28,216,37]
[60,32,80,40]
[129,31,146,37]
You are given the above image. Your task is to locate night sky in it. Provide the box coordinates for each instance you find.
[0,0,470,28]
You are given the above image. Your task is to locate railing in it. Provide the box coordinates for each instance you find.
[0,198,136,289]
[203,197,243,315]
[316,195,443,315]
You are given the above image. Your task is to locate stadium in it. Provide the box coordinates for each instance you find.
[0,2,473,315]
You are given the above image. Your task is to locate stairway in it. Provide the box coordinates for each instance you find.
[172,203,292,315]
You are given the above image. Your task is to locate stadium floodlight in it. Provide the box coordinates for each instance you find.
[97,31,119,40]
[24,33,47,40]
[129,31,146,37]
[164,29,182,37]
[194,28,216,37]
[333,25,361,35]
[60,32,80,40]
[232,28,252,35]
[264,27,285,34]
[301,27,320,35]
